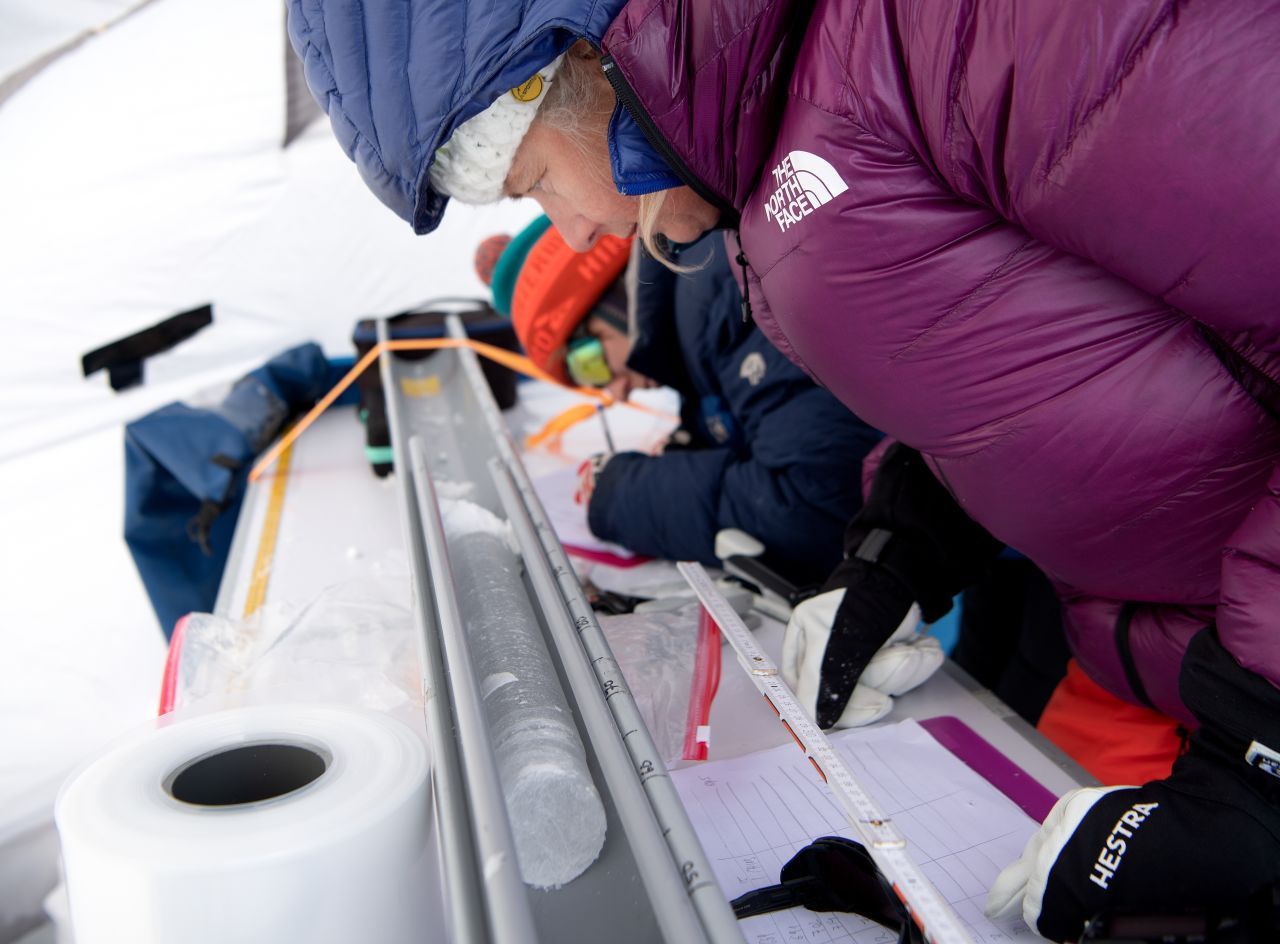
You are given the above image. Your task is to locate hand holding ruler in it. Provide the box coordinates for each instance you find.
[676,562,975,944]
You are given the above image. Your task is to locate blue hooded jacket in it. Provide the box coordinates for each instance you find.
[587,238,883,585]
[285,0,678,235]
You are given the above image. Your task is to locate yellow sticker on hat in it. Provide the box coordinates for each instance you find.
[511,74,544,103]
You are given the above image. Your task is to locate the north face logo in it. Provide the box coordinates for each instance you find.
[763,151,848,233]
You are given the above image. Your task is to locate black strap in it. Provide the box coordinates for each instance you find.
[723,555,819,606]
[1115,602,1156,708]
[82,304,213,391]
[184,454,241,556]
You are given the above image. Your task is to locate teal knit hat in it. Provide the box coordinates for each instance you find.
[489,215,552,316]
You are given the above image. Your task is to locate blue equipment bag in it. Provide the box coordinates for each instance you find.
[124,343,350,638]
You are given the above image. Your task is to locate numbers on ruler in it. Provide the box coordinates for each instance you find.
[678,561,974,944]
[601,677,624,699]
[680,861,700,888]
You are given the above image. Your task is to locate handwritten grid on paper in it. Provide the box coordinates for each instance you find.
[670,719,1044,943]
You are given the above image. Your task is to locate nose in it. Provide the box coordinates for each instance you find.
[536,202,599,252]
[559,218,600,253]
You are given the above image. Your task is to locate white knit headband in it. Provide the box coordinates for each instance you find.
[429,55,565,205]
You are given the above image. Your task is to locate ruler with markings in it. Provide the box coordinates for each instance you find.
[677,561,975,944]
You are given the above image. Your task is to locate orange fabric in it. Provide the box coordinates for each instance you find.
[1037,659,1184,786]
[511,227,632,383]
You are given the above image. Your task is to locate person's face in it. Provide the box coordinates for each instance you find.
[583,314,656,402]
[505,122,719,252]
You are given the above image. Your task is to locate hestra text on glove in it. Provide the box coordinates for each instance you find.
[987,630,1280,942]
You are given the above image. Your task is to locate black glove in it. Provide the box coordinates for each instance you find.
[783,444,1002,729]
[987,629,1280,942]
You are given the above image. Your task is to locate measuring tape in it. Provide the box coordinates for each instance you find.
[676,562,976,944]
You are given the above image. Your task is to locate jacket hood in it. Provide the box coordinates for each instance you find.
[601,0,811,216]
[286,0,627,234]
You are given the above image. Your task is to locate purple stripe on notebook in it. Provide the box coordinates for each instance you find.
[918,715,1059,823]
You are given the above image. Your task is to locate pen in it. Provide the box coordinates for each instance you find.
[595,403,616,455]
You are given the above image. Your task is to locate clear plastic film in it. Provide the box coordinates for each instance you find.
[169,574,422,725]
[597,602,705,765]
[55,704,437,944]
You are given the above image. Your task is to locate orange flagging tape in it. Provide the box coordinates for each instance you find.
[523,402,600,452]
[248,338,673,482]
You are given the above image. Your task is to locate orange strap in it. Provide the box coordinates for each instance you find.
[248,338,673,482]
[524,402,601,453]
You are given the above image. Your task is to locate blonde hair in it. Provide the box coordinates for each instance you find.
[537,44,612,150]
[535,44,695,272]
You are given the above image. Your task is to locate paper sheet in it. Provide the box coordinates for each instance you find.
[529,465,638,560]
[670,719,1043,942]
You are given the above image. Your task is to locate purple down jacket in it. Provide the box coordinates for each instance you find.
[603,0,1280,722]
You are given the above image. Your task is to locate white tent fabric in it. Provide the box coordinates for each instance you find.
[0,0,141,95]
[0,0,538,938]
[0,0,537,462]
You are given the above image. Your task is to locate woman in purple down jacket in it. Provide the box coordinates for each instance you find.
[287,0,1280,938]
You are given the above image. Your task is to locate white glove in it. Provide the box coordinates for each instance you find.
[985,787,1126,935]
[988,710,1280,942]
[781,586,942,728]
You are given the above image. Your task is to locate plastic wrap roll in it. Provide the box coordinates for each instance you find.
[55,705,437,944]
[450,530,607,889]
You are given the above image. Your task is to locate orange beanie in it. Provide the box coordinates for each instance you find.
[510,227,633,384]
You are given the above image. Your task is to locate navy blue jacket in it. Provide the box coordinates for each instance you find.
[587,238,882,585]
